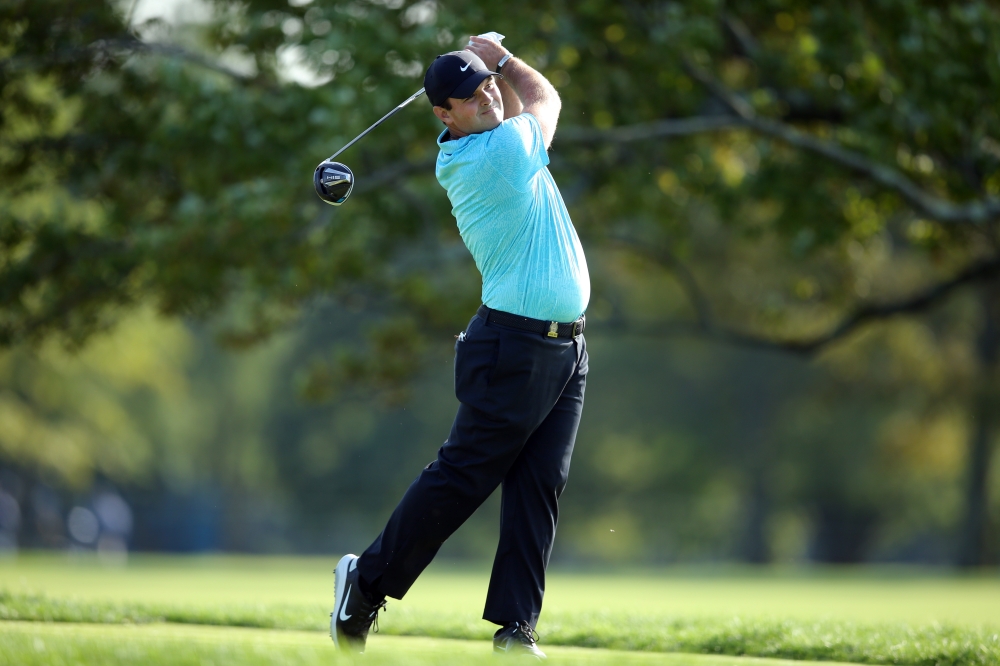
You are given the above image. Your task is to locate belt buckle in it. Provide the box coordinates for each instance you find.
[547,321,559,338]
[572,316,584,338]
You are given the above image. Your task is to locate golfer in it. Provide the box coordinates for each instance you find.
[332,35,589,659]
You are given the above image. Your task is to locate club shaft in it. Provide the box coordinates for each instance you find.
[327,87,426,161]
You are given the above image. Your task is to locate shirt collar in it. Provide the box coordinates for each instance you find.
[437,127,474,153]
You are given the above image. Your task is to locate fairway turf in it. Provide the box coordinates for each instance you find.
[0,621,867,666]
[4,554,1000,624]
[2,554,999,665]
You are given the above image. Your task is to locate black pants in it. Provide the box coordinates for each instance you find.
[356,310,588,627]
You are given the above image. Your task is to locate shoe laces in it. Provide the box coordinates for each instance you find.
[368,599,388,634]
[514,621,540,645]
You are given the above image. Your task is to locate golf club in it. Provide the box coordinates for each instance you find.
[313,87,426,206]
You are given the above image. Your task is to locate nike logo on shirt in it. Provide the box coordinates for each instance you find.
[460,63,471,71]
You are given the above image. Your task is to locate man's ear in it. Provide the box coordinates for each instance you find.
[432,105,452,126]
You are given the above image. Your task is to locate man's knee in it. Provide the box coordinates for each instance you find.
[429,450,504,501]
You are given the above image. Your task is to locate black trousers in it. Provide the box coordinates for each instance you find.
[356,310,588,627]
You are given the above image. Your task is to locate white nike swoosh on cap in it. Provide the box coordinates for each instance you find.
[460,63,471,71]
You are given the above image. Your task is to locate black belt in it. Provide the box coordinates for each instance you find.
[477,305,585,339]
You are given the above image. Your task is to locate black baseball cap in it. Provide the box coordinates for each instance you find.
[423,51,499,107]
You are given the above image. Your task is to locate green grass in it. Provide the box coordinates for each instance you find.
[5,554,999,624]
[2,554,999,665]
[2,591,998,666]
[0,621,870,666]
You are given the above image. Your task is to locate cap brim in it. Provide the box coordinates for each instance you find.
[449,70,499,101]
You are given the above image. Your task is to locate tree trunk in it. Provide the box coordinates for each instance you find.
[741,470,770,563]
[810,503,877,563]
[735,356,784,564]
[957,282,1000,567]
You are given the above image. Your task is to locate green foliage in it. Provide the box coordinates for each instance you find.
[0,309,191,488]
[3,0,998,348]
[3,0,999,561]
[1,0,464,349]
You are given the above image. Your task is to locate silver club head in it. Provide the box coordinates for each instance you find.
[313,161,355,206]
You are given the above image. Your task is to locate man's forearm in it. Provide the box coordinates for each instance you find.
[496,75,523,119]
[500,58,560,118]
[500,57,561,147]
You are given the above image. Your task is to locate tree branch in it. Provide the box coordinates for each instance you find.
[785,257,1000,353]
[1,36,260,85]
[557,116,742,143]
[558,64,1000,227]
[597,252,1000,356]
[96,38,259,83]
[721,12,761,59]
[125,0,142,31]
[743,115,1000,226]
[609,235,717,331]
[683,58,1000,226]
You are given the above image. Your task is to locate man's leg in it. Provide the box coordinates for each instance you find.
[356,400,528,599]
[484,336,588,627]
[356,317,580,600]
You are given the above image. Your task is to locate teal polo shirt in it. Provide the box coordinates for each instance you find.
[435,113,590,323]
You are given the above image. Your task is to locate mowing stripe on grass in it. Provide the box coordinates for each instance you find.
[0,621,868,666]
[2,592,998,666]
[5,556,999,626]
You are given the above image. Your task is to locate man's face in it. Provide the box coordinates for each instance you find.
[433,76,503,137]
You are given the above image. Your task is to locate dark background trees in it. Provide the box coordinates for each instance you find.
[1,0,997,566]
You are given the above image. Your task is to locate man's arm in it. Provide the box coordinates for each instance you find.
[495,75,523,120]
[466,36,561,148]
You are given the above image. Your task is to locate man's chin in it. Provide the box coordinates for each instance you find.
[481,110,503,129]
[466,119,502,135]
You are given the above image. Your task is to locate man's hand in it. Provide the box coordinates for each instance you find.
[465,35,508,71]
[465,35,523,121]
[465,35,561,147]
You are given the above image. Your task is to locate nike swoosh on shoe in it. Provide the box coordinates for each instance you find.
[339,585,353,621]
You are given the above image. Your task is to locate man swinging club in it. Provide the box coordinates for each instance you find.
[331,33,590,659]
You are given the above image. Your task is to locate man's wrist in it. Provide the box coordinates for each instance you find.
[497,52,513,71]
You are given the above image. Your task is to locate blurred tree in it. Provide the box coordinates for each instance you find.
[531,0,999,565]
[0,308,191,489]
[0,0,471,358]
[2,0,998,562]
[959,284,1000,565]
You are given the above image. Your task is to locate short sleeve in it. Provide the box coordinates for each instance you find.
[483,114,549,190]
